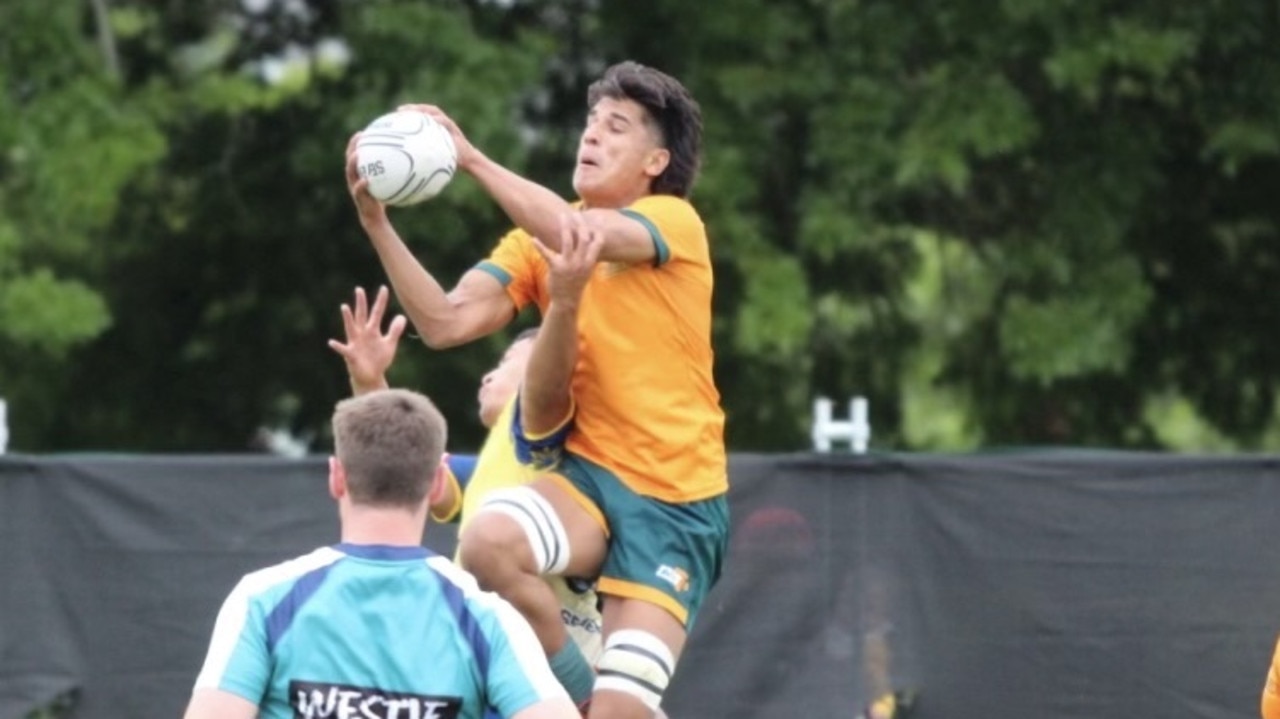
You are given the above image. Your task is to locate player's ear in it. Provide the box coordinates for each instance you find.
[427,457,448,506]
[329,456,347,500]
[644,147,670,179]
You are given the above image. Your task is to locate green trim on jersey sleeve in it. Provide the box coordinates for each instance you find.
[475,261,513,286]
[618,208,670,267]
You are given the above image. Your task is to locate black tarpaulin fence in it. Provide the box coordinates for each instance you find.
[2,452,1278,719]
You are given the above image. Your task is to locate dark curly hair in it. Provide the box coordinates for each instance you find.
[587,61,703,198]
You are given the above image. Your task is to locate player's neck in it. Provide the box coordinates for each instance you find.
[340,505,427,547]
[579,185,652,210]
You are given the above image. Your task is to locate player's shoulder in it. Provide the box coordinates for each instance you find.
[427,556,503,606]
[622,194,708,266]
[427,556,530,623]
[625,194,703,225]
[426,555,482,592]
[233,546,344,598]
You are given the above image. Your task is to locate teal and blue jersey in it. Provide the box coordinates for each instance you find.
[192,543,566,719]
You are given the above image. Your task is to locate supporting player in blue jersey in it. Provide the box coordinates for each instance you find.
[182,389,581,719]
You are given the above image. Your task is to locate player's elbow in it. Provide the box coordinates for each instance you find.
[1264,678,1280,719]
[415,317,479,350]
[419,294,513,349]
[521,392,571,436]
[418,331,464,350]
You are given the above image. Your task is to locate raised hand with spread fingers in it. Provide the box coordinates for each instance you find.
[327,285,407,395]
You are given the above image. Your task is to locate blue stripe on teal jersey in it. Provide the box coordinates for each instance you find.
[434,566,492,681]
[264,563,335,653]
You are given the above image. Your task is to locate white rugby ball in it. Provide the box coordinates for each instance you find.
[355,110,457,207]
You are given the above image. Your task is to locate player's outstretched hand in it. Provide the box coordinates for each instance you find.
[397,104,480,172]
[345,132,389,228]
[327,286,407,394]
[532,213,603,308]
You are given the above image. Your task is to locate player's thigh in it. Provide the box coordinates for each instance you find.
[589,596,687,719]
[602,595,688,661]
[596,487,730,630]
[463,478,602,578]
[530,474,608,578]
[457,508,538,575]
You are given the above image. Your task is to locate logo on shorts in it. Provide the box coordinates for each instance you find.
[290,680,461,719]
[655,564,690,593]
[561,607,603,634]
[526,445,563,471]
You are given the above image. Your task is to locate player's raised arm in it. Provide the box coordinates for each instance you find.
[345,134,515,349]
[328,285,405,395]
[465,151,656,265]
[327,285,463,521]
[520,215,601,436]
[398,103,658,266]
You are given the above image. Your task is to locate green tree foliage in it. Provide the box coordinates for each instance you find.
[4,0,550,451]
[3,0,1279,453]
[579,0,1280,450]
[0,0,155,435]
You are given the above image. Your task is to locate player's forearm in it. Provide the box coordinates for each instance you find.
[521,301,578,435]
[362,221,469,349]
[348,373,389,396]
[466,154,657,264]
[466,152,574,250]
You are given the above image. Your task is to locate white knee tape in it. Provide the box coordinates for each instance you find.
[475,487,570,575]
[594,630,676,710]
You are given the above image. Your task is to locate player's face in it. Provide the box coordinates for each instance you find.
[572,97,669,207]
[477,338,534,429]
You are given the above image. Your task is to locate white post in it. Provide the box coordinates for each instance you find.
[812,397,835,452]
[0,398,8,455]
[851,396,870,453]
[811,396,871,454]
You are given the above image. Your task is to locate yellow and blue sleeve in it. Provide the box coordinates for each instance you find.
[511,393,574,471]
[430,454,476,524]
